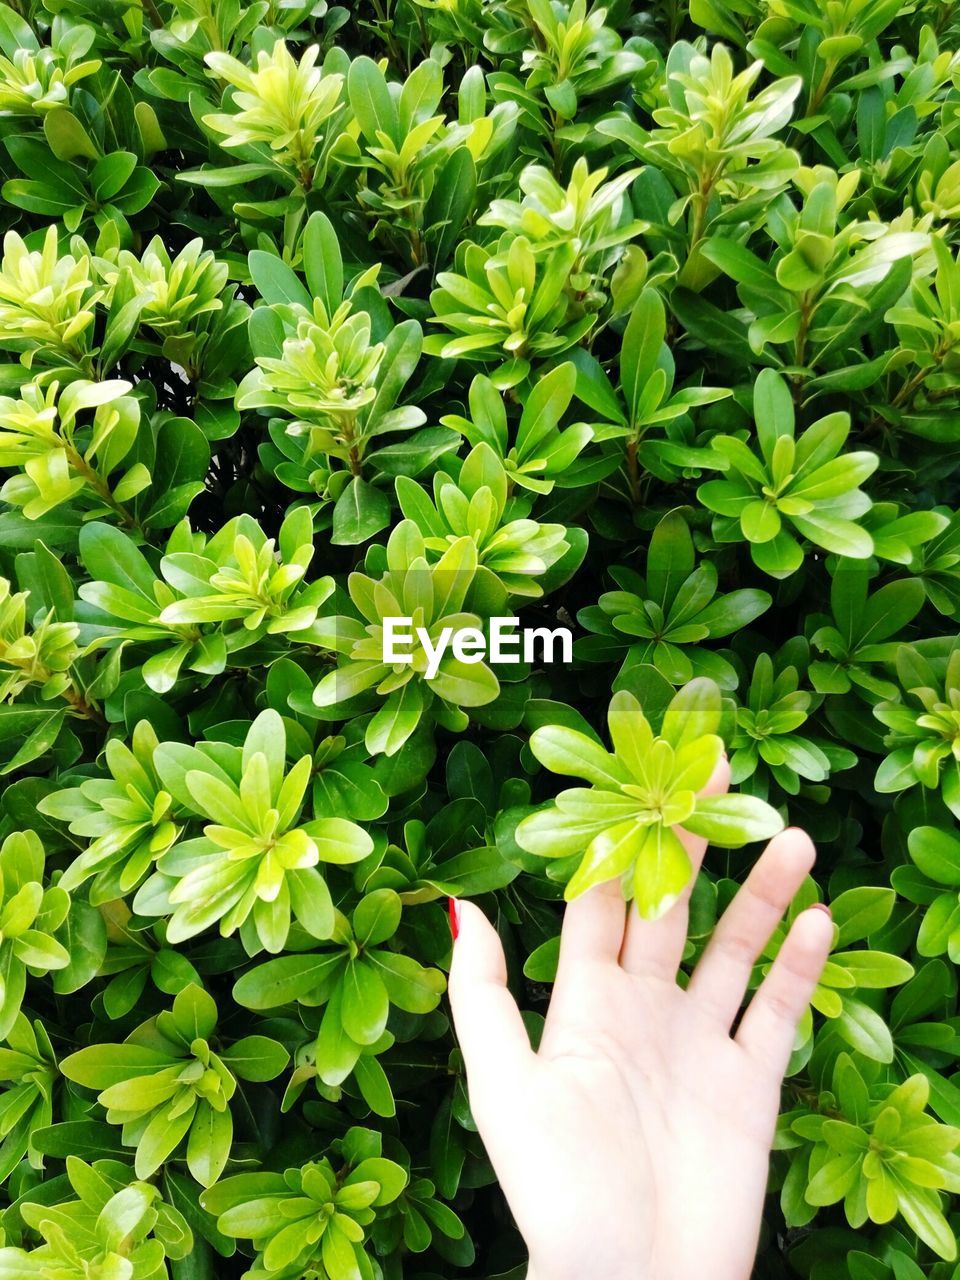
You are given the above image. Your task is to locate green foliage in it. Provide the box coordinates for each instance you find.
[202,1127,407,1279]
[0,378,144,521]
[700,169,927,366]
[312,521,500,755]
[425,233,596,385]
[396,442,575,599]
[234,888,444,1108]
[876,642,960,817]
[755,881,912,1063]
[38,719,179,904]
[441,362,595,493]
[0,1014,57,1182]
[698,366,879,576]
[201,41,350,195]
[135,709,372,954]
[607,42,803,288]
[0,832,68,1039]
[0,1154,191,1279]
[731,645,857,796]
[61,983,287,1186]
[577,508,772,687]
[780,1065,960,1260]
[0,0,957,1274]
[516,680,783,915]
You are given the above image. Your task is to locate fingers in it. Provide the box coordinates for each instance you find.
[555,877,627,986]
[687,828,816,1029]
[541,878,627,1041]
[619,756,731,980]
[735,904,834,1080]
[447,900,534,1117]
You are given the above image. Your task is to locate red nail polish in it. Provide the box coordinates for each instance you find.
[810,902,832,918]
[448,897,460,941]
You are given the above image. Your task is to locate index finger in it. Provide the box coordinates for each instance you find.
[618,755,731,980]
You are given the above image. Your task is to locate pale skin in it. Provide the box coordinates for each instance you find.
[447,760,835,1280]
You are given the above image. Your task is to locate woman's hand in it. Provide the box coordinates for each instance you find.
[447,760,833,1280]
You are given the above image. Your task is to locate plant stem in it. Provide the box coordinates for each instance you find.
[626,436,640,504]
[64,446,141,531]
[62,683,108,728]
[891,362,936,410]
[678,172,717,287]
[807,59,838,115]
[792,296,814,396]
[862,350,945,437]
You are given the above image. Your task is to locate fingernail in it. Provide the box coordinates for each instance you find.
[448,897,461,941]
[721,750,728,761]
[810,902,831,918]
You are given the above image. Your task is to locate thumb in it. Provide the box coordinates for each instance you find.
[447,899,534,1121]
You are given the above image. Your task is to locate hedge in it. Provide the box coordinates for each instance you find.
[0,0,958,1276]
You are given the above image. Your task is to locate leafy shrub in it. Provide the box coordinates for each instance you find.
[0,0,959,1277]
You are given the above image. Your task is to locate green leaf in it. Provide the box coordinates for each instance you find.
[353,890,401,946]
[527,724,626,788]
[836,996,895,1063]
[302,211,343,313]
[248,250,312,309]
[92,151,137,201]
[633,824,692,919]
[315,984,362,1085]
[79,523,157,598]
[348,56,399,145]
[700,237,777,290]
[753,368,794,461]
[621,289,665,428]
[61,1044,177,1089]
[647,511,695,608]
[367,951,445,1013]
[683,794,784,847]
[136,1099,196,1178]
[219,1036,289,1082]
[186,1101,232,1188]
[523,935,560,982]
[661,677,722,749]
[53,899,106,994]
[909,827,960,887]
[425,147,477,268]
[341,960,389,1045]
[32,1121,126,1160]
[831,887,895,947]
[832,950,913,988]
[895,1182,957,1260]
[346,1156,407,1205]
[332,477,392,546]
[233,953,345,1010]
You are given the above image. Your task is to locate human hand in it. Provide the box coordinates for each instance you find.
[447,760,833,1280]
